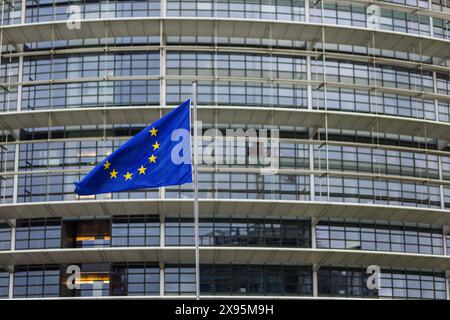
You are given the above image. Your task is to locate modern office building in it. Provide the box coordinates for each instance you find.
[0,0,449,299]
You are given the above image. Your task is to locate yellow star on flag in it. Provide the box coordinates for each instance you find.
[149,127,158,136]
[149,154,157,163]
[138,165,147,175]
[123,172,133,180]
[110,169,118,179]
[103,161,111,170]
[152,141,160,151]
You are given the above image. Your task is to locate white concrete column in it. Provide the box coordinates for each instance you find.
[160,0,166,17]
[12,145,19,204]
[12,43,24,204]
[159,187,166,200]
[444,234,448,256]
[446,271,450,300]
[16,53,23,112]
[8,268,13,299]
[312,264,318,297]
[433,71,439,121]
[160,221,165,247]
[309,142,315,201]
[159,267,165,296]
[427,0,433,37]
[5,220,15,299]
[311,218,318,249]
[429,16,434,38]
[304,0,309,23]
[443,226,449,256]
[21,0,26,24]
[305,0,312,110]
[9,219,15,251]
[438,156,445,210]
[306,55,312,110]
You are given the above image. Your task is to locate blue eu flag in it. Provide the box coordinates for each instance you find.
[74,99,192,195]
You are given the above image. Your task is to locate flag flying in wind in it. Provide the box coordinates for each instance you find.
[74,99,192,195]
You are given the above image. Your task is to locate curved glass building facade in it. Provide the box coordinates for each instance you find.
[0,0,449,299]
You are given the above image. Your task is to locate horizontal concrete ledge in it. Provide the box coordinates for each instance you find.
[0,106,448,141]
[1,18,449,58]
[0,247,448,271]
[0,199,449,226]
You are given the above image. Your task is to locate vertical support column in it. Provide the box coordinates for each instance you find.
[443,226,449,256]
[427,0,434,38]
[12,144,19,204]
[160,221,165,247]
[446,271,450,300]
[443,233,448,256]
[304,0,309,23]
[159,186,166,200]
[429,16,434,38]
[306,53,315,209]
[433,71,439,122]
[13,36,25,204]
[16,54,23,112]
[8,220,15,298]
[320,15,331,200]
[9,219,15,251]
[159,266,165,297]
[311,218,318,249]
[8,270,13,299]
[21,0,26,24]
[309,139,314,201]
[306,55,312,110]
[436,64,445,209]
[438,156,445,210]
[161,0,166,17]
[312,265,318,298]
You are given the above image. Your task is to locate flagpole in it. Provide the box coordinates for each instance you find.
[192,81,200,300]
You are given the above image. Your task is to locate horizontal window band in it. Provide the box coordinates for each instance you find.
[1,46,449,78]
[2,77,445,103]
[0,167,448,187]
[0,136,449,157]
[2,46,449,77]
[0,246,449,271]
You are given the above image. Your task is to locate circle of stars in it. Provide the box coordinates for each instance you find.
[102,126,160,182]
